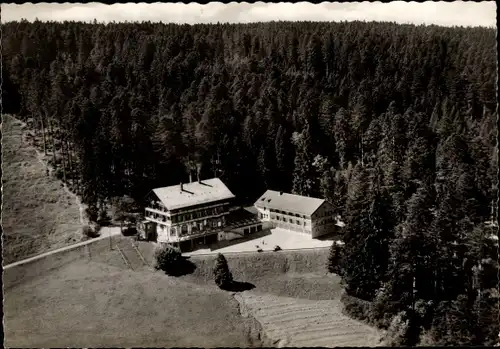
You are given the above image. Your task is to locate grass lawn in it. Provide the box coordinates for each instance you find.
[4,239,380,347]
[1,115,84,264]
[4,259,261,348]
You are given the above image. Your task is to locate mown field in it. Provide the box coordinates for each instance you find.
[4,238,381,347]
[2,114,84,264]
[3,258,262,348]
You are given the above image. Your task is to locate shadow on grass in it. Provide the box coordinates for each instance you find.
[158,256,197,277]
[225,280,256,292]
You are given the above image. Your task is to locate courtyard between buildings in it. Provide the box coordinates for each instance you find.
[184,227,340,256]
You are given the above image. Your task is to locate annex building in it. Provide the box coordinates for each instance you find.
[254,190,337,238]
[142,177,262,251]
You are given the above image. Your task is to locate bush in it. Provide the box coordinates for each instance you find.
[341,292,373,323]
[382,311,411,346]
[369,285,403,329]
[98,208,111,226]
[274,245,282,251]
[82,224,99,238]
[154,244,182,275]
[86,205,99,222]
[327,241,343,275]
[213,253,233,290]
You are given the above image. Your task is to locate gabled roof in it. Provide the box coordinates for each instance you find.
[254,190,325,216]
[151,178,235,211]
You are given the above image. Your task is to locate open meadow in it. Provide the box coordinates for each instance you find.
[4,237,382,347]
[1,115,84,264]
[3,258,260,348]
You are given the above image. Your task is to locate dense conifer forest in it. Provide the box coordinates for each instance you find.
[2,20,498,345]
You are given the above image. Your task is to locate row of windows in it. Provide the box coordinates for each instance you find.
[261,206,335,219]
[259,212,308,227]
[148,211,224,227]
[274,215,306,226]
[173,206,225,223]
[149,206,225,223]
[162,219,223,237]
[269,208,307,218]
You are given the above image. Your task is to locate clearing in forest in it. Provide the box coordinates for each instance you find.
[1,115,84,264]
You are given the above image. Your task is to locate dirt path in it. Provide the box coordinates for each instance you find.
[4,227,122,269]
[234,292,382,347]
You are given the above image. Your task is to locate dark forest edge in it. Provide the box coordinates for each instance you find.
[1,20,498,346]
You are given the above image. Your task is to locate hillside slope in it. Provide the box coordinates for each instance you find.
[4,259,259,347]
[2,115,84,264]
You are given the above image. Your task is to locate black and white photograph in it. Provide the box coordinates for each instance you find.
[1,1,498,347]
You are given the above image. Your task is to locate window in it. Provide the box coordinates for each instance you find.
[296,220,300,225]
[289,218,293,223]
[257,225,262,231]
[271,215,276,220]
[303,221,306,226]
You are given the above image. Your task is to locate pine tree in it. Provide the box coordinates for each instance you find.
[291,122,316,197]
[327,241,343,275]
[214,253,233,290]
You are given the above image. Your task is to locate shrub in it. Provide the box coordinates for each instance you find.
[382,310,411,346]
[86,205,99,222]
[82,224,99,238]
[213,253,233,289]
[274,245,282,251]
[154,244,182,275]
[98,208,111,226]
[327,241,343,275]
[369,285,403,329]
[341,292,373,323]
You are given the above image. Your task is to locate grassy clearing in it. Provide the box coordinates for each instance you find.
[133,241,337,299]
[183,248,342,300]
[4,237,375,347]
[1,115,84,264]
[4,259,261,348]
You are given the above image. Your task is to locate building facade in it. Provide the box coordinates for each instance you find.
[254,190,337,238]
[144,178,235,250]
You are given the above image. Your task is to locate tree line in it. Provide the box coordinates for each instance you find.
[2,19,498,346]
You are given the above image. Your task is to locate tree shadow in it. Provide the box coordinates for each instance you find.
[225,280,256,292]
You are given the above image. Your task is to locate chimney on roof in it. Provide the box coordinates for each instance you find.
[180,182,183,191]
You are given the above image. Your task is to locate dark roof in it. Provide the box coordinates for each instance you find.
[254,190,325,216]
[152,178,235,211]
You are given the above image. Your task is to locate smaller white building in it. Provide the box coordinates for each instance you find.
[254,190,338,238]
